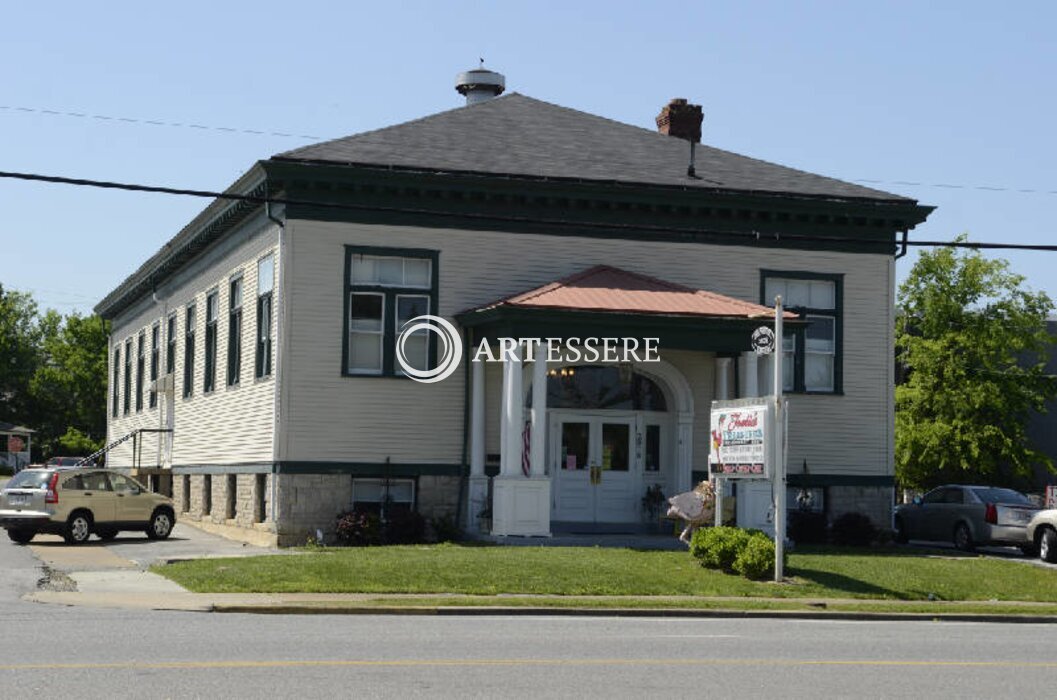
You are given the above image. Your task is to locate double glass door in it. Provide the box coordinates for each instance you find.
[552,414,638,523]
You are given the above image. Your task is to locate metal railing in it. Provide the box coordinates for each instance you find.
[77,428,173,469]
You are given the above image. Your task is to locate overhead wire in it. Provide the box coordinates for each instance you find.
[1,169,1055,253]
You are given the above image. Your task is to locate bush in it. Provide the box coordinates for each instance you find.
[831,512,877,547]
[733,532,780,580]
[788,511,828,545]
[335,510,383,546]
[430,514,462,543]
[385,509,427,544]
[690,526,751,572]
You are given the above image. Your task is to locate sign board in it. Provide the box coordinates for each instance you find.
[1047,485,1057,509]
[709,398,774,479]
[751,326,775,355]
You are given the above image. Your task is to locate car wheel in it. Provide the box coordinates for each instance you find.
[953,522,974,552]
[1041,528,1057,564]
[64,512,93,545]
[146,509,174,540]
[893,517,909,544]
[7,529,35,545]
[96,528,118,541]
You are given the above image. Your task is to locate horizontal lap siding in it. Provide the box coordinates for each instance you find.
[282,220,893,478]
[107,216,280,467]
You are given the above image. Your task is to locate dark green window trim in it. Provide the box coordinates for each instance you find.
[760,270,843,395]
[204,289,219,394]
[149,323,159,409]
[135,331,145,412]
[111,347,120,418]
[183,304,196,399]
[123,338,132,414]
[342,245,440,378]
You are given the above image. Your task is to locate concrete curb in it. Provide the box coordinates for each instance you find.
[209,604,1057,623]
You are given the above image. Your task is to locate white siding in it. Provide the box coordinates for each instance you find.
[282,220,894,478]
[106,214,280,467]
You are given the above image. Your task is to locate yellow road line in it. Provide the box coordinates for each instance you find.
[2,658,1057,671]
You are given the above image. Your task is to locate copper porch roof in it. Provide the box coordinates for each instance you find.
[466,266,797,319]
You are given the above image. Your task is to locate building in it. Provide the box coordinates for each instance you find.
[96,69,933,545]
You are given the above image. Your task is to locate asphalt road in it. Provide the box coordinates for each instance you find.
[2,533,1057,698]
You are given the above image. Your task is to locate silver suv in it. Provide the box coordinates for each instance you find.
[0,468,175,545]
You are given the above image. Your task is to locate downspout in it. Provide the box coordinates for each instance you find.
[456,327,472,529]
[266,188,286,533]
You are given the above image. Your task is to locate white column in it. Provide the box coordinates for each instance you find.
[470,359,486,477]
[530,353,547,477]
[501,342,524,476]
[714,357,732,400]
[738,351,759,398]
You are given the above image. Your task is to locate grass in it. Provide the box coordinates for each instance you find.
[154,544,1057,603]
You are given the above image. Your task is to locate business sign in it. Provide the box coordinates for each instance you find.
[709,398,773,479]
[1047,485,1057,509]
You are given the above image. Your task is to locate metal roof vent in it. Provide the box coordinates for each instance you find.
[455,64,505,105]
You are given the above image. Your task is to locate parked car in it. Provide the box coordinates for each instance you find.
[0,467,175,545]
[1026,510,1057,563]
[892,485,1039,553]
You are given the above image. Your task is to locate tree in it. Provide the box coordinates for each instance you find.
[29,311,109,456]
[0,285,41,423]
[896,237,1057,490]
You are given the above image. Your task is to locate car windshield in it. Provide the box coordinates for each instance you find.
[970,487,1032,505]
[5,471,53,489]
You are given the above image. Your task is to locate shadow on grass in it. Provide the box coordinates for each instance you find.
[788,567,902,598]
[793,545,976,559]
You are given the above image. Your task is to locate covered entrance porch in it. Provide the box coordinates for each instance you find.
[456,265,798,538]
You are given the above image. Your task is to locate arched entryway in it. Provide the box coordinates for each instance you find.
[527,360,694,529]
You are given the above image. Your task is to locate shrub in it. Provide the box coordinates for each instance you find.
[385,509,427,544]
[690,526,751,572]
[430,514,462,543]
[733,532,780,580]
[335,510,383,546]
[830,512,877,547]
[788,511,828,545]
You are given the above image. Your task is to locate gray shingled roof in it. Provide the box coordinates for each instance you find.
[276,93,909,202]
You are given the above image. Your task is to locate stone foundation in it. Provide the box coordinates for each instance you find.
[170,471,463,547]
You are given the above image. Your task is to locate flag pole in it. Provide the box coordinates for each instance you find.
[774,295,785,582]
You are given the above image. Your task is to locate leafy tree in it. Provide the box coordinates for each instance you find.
[29,311,109,456]
[0,284,41,423]
[896,237,1057,490]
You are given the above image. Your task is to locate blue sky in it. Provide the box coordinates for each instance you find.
[2,1,1054,314]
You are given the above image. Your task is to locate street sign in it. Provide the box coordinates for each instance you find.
[751,326,775,355]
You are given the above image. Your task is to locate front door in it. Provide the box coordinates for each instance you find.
[552,414,639,524]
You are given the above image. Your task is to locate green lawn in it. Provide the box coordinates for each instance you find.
[154,544,1057,603]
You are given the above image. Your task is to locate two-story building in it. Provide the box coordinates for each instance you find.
[97,69,933,545]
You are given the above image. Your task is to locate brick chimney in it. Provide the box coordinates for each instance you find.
[655,98,703,143]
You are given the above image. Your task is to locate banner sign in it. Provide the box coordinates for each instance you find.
[1047,485,1057,509]
[709,399,773,479]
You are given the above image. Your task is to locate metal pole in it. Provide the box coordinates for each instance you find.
[774,296,785,582]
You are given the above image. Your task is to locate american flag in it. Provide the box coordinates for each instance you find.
[521,422,531,477]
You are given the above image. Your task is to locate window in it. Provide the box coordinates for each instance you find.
[761,273,841,393]
[111,347,120,417]
[166,313,177,376]
[149,323,159,408]
[183,304,196,398]
[227,276,243,386]
[343,248,438,377]
[204,290,219,393]
[135,332,145,412]
[123,338,132,414]
[351,478,415,516]
[255,255,273,379]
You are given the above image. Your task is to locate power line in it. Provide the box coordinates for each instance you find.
[854,178,1057,196]
[2,168,1057,253]
[3,103,1056,197]
[0,104,323,141]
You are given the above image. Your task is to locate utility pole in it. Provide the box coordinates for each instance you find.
[773,296,786,582]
